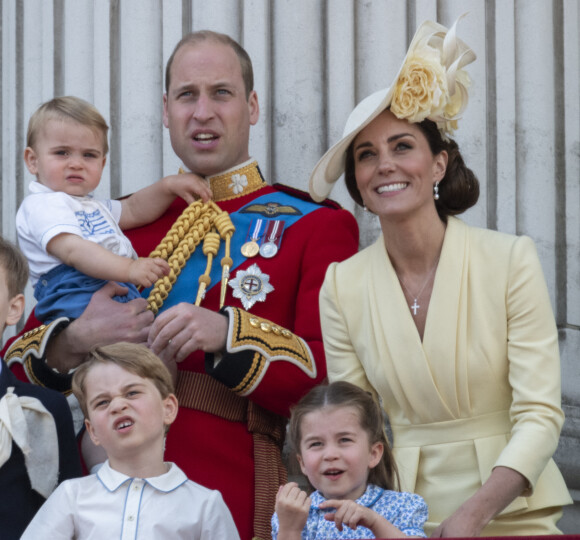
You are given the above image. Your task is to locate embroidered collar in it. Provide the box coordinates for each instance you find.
[97,460,188,493]
[309,484,385,509]
[206,159,267,202]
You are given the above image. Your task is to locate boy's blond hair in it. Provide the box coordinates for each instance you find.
[72,342,175,419]
[27,96,109,154]
[0,236,29,298]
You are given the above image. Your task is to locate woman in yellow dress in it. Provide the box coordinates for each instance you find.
[309,17,572,536]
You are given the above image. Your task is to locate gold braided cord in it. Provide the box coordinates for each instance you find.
[195,232,220,305]
[146,200,235,314]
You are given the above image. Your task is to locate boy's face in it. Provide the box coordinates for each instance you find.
[0,265,25,332]
[23,118,106,198]
[84,362,177,467]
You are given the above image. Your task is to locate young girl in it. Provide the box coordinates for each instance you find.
[272,382,427,539]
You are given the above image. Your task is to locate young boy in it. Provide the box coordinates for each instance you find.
[0,237,82,540]
[22,342,240,539]
[17,95,211,323]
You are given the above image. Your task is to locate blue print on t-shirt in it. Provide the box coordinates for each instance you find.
[75,209,115,236]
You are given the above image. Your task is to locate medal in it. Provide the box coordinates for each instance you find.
[241,241,259,258]
[259,241,278,258]
[228,263,274,310]
[241,219,264,258]
[259,220,284,259]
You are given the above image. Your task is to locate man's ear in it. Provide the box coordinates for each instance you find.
[248,90,259,126]
[23,147,39,176]
[162,94,170,129]
[5,293,25,327]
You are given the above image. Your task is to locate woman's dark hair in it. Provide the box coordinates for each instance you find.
[289,381,400,491]
[344,113,480,221]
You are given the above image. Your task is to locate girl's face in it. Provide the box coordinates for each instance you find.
[352,109,446,221]
[297,405,383,501]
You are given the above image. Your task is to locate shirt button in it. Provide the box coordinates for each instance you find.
[128,515,135,521]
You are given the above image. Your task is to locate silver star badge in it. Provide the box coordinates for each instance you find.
[228,263,274,310]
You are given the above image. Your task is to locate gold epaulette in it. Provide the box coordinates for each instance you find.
[4,317,73,392]
[209,307,316,396]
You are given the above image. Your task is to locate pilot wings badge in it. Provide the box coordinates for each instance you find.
[228,263,274,310]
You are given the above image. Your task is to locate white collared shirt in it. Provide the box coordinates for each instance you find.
[21,460,240,539]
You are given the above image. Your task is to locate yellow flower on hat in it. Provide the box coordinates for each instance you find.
[390,50,448,123]
[390,16,474,138]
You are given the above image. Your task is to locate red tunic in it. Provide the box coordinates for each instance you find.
[4,163,359,540]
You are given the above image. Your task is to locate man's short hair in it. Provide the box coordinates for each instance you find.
[72,342,175,419]
[165,30,254,99]
[0,236,29,298]
[27,96,109,155]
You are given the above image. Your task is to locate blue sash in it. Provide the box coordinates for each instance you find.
[143,191,321,314]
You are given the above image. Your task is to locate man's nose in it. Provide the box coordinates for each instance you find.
[192,93,214,122]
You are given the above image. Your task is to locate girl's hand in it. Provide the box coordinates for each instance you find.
[275,482,310,538]
[320,499,376,532]
[163,172,212,203]
[320,499,408,538]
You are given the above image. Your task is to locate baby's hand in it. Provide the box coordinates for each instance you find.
[275,482,311,535]
[163,172,212,203]
[320,499,379,532]
[128,257,170,287]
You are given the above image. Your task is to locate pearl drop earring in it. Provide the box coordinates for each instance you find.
[433,182,440,200]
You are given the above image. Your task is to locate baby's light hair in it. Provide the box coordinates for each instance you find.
[72,342,175,421]
[289,381,400,491]
[27,96,109,154]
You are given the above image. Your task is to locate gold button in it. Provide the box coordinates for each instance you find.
[281,330,292,338]
[260,322,271,333]
[272,325,281,335]
[249,317,260,327]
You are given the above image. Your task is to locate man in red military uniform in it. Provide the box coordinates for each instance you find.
[4,31,358,540]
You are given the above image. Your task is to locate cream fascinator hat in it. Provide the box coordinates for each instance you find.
[309,16,476,202]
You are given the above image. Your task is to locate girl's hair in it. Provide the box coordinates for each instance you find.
[344,114,480,221]
[26,95,109,154]
[289,381,400,491]
[72,342,175,419]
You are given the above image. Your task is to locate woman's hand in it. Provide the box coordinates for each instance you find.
[431,466,528,537]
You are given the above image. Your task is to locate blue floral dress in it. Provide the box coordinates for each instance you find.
[271,484,428,539]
